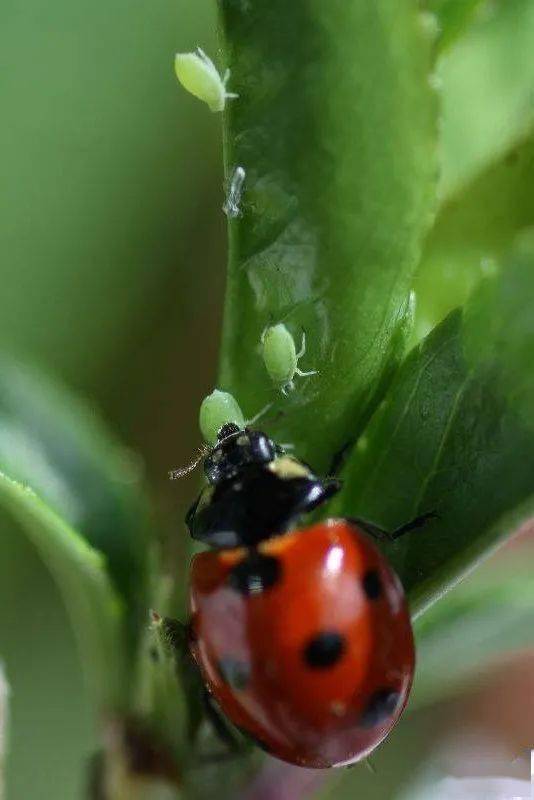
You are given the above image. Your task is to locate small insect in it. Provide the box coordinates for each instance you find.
[199,389,246,445]
[261,323,317,395]
[174,47,238,113]
[176,423,435,767]
[197,388,272,445]
[223,166,246,218]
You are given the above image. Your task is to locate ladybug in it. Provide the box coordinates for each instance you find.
[184,423,427,768]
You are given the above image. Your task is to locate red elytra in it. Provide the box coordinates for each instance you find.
[188,518,415,768]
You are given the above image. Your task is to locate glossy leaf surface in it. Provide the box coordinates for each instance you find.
[331,235,534,615]
[218,0,437,472]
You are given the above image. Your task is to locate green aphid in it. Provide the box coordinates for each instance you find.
[261,323,317,395]
[174,47,238,113]
[199,389,246,444]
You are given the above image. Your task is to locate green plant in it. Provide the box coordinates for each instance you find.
[2,1,534,798]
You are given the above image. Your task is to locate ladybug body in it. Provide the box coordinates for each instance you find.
[184,424,417,768]
[189,519,414,768]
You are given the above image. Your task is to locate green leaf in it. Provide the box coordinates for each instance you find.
[423,0,486,54]
[218,0,437,471]
[438,0,534,200]
[412,551,534,709]
[330,233,534,615]
[414,135,534,341]
[0,473,125,708]
[0,358,149,639]
[134,615,193,764]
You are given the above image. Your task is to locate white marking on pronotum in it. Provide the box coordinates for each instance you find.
[223,166,246,218]
[174,47,238,113]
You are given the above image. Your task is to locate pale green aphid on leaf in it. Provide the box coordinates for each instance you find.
[199,389,245,444]
[198,388,272,445]
[174,48,238,113]
[261,323,317,395]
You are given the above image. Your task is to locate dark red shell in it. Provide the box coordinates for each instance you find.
[189,518,415,768]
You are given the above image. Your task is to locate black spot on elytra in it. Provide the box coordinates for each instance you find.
[228,552,281,596]
[303,631,346,669]
[216,657,250,690]
[362,569,382,600]
[360,688,400,728]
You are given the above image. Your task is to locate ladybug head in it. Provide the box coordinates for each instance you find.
[204,426,282,486]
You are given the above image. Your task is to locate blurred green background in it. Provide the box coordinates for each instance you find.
[1,0,225,795]
[1,0,534,797]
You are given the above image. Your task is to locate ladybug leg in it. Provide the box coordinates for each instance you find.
[350,511,438,542]
[201,690,248,755]
[389,511,439,540]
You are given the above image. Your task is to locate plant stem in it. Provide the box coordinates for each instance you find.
[0,663,8,800]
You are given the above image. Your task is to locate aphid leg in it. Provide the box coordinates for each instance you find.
[245,402,273,427]
[221,69,239,99]
[295,330,318,377]
[350,512,439,543]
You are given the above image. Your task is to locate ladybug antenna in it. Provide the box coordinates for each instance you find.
[169,444,210,480]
